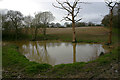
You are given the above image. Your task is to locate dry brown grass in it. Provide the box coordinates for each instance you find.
[46,27,108,34]
[23,27,109,35]
[20,27,109,42]
[46,27,109,42]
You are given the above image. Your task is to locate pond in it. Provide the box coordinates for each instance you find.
[10,41,108,66]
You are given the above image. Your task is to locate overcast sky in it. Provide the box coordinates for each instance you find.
[0,0,112,24]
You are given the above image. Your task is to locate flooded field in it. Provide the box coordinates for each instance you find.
[8,41,108,65]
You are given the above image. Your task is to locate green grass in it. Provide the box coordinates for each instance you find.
[37,34,59,40]
[47,62,86,77]
[3,32,32,41]
[89,47,118,65]
[2,45,52,77]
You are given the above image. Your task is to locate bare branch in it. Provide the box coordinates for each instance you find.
[105,0,117,9]
[64,0,73,8]
[55,0,72,14]
[54,0,82,22]
[105,0,112,7]
[75,18,82,22]
[112,2,117,8]
[65,16,72,21]
[73,0,79,8]
[74,7,81,18]
[105,1,109,5]
[61,13,72,22]
[61,17,72,22]
[52,3,64,9]
[63,6,72,11]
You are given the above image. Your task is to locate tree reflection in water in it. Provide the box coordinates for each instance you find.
[21,41,55,65]
[14,41,107,65]
[76,44,105,62]
[73,43,76,63]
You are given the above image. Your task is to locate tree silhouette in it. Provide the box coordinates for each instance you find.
[6,10,24,40]
[53,0,83,42]
[105,0,118,44]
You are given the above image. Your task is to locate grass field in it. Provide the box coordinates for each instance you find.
[33,27,109,43]
[46,27,108,35]
[3,27,110,43]
[2,26,111,43]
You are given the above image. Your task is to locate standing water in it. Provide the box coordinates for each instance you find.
[13,41,106,65]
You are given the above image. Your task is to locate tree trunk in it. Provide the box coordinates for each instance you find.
[44,43,49,63]
[15,25,18,40]
[43,27,46,36]
[72,22,76,42]
[108,9,113,44]
[31,27,34,40]
[34,27,37,40]
[43,24,46,36]
[72,9,76,43]
[25,26,28,34]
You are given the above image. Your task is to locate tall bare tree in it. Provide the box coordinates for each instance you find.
[105,0,118,44]
[53,0,82,42]
[40,11,55,36]
[32,12,54,40]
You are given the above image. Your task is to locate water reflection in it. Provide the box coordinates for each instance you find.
[73,43,76,63]
[76,43,105,62]
[19,42,55,65]
[15,41,106,65]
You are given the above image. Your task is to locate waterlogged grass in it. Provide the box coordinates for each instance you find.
[2,45,52,77]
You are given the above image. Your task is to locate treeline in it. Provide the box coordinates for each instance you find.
[64,22,102,28]
[2,10,55,40]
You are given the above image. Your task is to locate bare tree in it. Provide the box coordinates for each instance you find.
[32,12,42,40]
[105,0,118,44]
[40,11,55,36]
[24,15,33,27]
[6,10,24,40]
[24,15,33,33]
[53,0,82,42]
